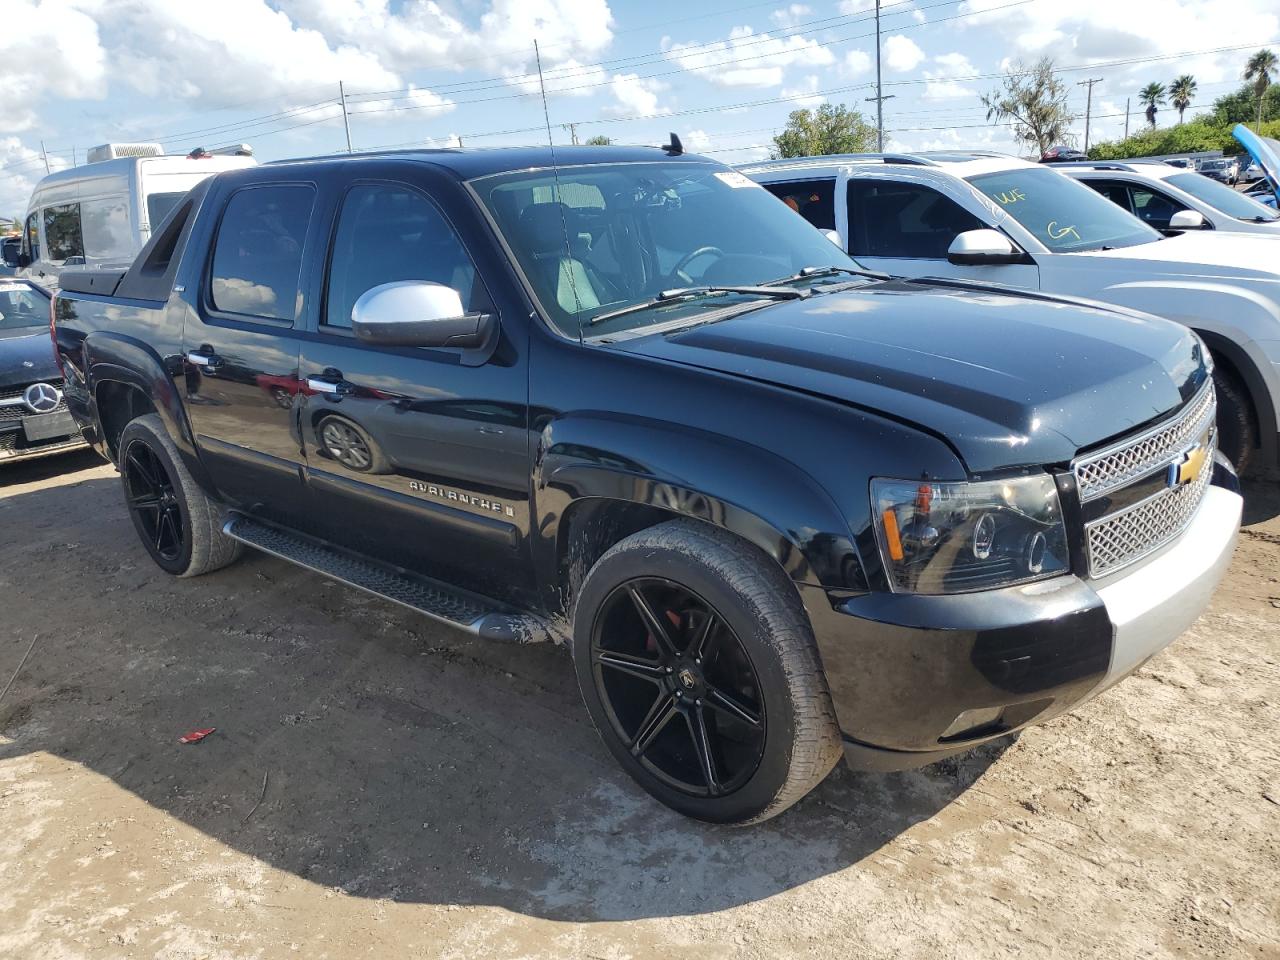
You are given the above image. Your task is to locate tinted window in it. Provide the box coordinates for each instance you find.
[325,184,484,330]
[43,203,84,262]
[762,178,837,230]
[1128,186,1179,228]
[1166,172,1279,222]
[846,180,985,258]
[23,212,39,262]
[0,281,50,330]
[210,185,313,321]
[968,168,1160,252]
[147,191,189,231]
[81,196,134,260]
[1084,180,1135,213]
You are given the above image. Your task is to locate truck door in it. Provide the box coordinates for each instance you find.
[181,181,316,522]
[296,179,533,604]
[844,176,1040,288]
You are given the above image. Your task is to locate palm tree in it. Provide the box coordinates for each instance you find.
[1139,81,1167,128]
[1170,74,1197,124]
[1244,48,1278,125]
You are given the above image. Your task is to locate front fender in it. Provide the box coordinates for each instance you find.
[533,411,867,596]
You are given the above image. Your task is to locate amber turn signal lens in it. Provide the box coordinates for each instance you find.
[881,508,904,562]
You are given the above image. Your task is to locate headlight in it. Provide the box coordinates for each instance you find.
[871,475,1069,594]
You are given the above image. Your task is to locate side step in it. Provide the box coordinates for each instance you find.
[222,513,557,642]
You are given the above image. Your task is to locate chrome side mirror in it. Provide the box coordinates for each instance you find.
[351,281,496,361]
[947,229,1024,266]
[1168,209,1208,230]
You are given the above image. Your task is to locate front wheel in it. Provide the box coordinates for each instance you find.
[1212,363,1257,476]
[572,520,842,824]
[118,414,242,577]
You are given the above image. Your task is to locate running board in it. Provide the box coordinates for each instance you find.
[222,513,557,643]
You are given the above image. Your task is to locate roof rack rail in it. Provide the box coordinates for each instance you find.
[736,152,938,170]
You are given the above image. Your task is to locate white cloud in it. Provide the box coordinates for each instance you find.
[923,51,978,100]
[686,129,713,153]
[0,138,71,219]
[884,35,925,72]
[842,49,874,78]
[0,0,108,131]
[781,75,826,108]
[346,86,455,123]
[770,4,812,27]
[663,25,835,88]
[605,74,668,117]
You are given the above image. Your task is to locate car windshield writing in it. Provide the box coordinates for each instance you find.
[0,284,50,330]
[472,162,860,336]
[1166,172,1279,221]
[968,168,1160,252]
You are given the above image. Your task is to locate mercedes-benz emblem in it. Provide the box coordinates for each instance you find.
[23,382,60,414]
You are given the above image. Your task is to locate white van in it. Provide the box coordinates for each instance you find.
[12,143,256,288]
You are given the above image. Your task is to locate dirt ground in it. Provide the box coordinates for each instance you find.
[1,450,1277,960]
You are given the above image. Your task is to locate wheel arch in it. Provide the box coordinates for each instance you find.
[1197,328,1278,468]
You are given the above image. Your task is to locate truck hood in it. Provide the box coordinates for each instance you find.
[1235,123,1280,206]
[0,327,60,390]
[1063,230,1280,283]
[608,280,1206,474]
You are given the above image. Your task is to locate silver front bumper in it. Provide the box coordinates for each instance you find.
[1091,484,1242,693]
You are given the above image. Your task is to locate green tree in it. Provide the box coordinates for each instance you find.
[584,135,612,146]
[1170,74,1197,124]
[1244,48,1278,125]
[1139,82,1166,128]
[769,103,876,158]
[979,57,1077,157]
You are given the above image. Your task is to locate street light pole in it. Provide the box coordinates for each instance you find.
[863,0,896,151]
[1077,78,1102,152]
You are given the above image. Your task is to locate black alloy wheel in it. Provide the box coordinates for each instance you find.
[320,417,373,471]
[123,440,185,563]
[591,577,766,799]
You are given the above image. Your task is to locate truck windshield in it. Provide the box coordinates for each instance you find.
[1166,172,1280,222]
[968,168,1161,252]
[471,161,860,336]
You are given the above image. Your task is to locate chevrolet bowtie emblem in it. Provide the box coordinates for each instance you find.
[1168,443,1208,488]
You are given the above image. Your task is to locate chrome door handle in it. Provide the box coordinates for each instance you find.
[306,377,341,394]
[187,351,223,368]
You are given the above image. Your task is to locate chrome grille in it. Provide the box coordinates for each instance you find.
[0,383,68,421]
[1084,439,1214,576]
[1072,382,1217,578]
[1073,383,1216,502]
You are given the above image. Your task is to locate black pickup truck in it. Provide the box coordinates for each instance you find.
[52,145,1242,824]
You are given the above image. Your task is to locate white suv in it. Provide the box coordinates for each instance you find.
[741,152,1280,473]
[1051,160,1280,236]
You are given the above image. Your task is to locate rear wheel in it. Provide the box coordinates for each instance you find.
[118,414,241,577]
[572,520,842,824]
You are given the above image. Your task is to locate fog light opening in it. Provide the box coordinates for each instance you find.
[940,706,1005,741]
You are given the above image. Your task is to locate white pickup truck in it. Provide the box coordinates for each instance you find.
[742,151,1280,473]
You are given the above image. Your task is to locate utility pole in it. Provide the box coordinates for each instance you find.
[864,0,894,151]
[39,140,50,174]
[1077,78,1102,152]
[1124,97,1131,140]
[561,122,579,145]
[339,81,353,153]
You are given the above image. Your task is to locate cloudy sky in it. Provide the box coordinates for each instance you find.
[2,0,1278,215]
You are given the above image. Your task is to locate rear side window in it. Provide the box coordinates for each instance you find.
[43,203,85,262]
[846,180,985,258]
[210,184,314,322]
[80,197,134,260]
[324,184,485,330]
[762,178,836,230]
[147,192,188,231]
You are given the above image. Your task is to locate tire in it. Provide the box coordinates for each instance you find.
[572,519,842,824]
[1212,363,1257,476]
[117,414,242,577]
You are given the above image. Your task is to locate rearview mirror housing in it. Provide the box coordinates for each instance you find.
[1168,209,1208,230]
[947,229,1024,266]
[351,281,497,364]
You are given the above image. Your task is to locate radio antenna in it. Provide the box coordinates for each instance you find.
[534,39,584,345]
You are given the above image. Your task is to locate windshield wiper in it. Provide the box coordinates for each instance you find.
[586,285,808,327]
[766,264,890,286]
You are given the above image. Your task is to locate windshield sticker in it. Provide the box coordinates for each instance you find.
[714,171,759,189]
[1047,221,1081,242]
[0,283,26,294]
[990,188,1027,205]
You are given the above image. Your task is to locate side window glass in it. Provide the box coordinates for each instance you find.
[1129,187,1177,228]
[1085,180,1133,212]
[210,185,314,322]
[324,184,485,330]
[80,197,134,261]
[762,178,837,231]
[23,212,40,261]
[43,203,84,262]
[846,180,985,258]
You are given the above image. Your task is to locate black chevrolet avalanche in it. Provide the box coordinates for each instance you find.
[51,146,1241,823]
